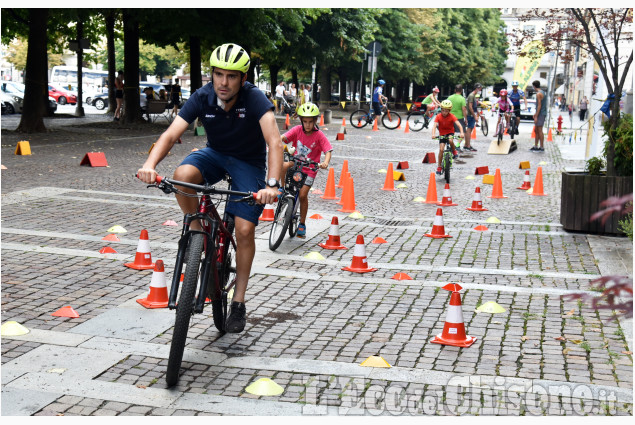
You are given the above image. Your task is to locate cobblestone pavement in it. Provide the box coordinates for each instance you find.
[1,110,632,416]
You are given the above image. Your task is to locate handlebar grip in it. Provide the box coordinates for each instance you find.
[135,173,163,184]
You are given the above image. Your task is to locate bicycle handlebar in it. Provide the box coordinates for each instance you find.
[136,174,258,204]
[284,153,320,170]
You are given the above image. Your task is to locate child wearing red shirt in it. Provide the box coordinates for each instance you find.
[431,99,465,175]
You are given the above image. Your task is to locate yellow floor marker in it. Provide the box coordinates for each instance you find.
[245,378,284,396]
[412,197,426,203]
[397,183,408,189]
[360,355,391,368]
[476,301,506,314]
[107,225,127,233]
[1,321,30,336]
[348,212,364,219]
[304,252,325,261]
[482,175,495,185]
[485,217,501,224]
[15,141,31,155]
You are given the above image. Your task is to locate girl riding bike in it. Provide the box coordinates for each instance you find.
[495,89,514,136]
[280,102,332,238]
[431,99,464,175]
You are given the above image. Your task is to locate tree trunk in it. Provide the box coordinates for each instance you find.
[122,10,142,124]
[189,36,202,92]
[269,64,280,95]
[17,8,48,133]
[106,11,116,114]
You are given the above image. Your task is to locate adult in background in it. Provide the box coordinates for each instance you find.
[448,84,476,151]
[579,96,589,121]
[275,81,286,115]
[466,83,482,144]
[170,78,181,120]
[531,80,548,152]
[509,81,527,135]
[114,70,124,121]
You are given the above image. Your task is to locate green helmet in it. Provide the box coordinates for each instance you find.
[441,99,453,109]
[297,102,320,118]
[209,43,250,74]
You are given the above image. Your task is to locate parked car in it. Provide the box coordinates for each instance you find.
[91,93,109,110]
[1,101,6,115]
[140,82,167,99]
[412,95,426,111]
[519,99,537,120]
[1,91,23,114]
[47,96,58,115]
[48,85,77,105]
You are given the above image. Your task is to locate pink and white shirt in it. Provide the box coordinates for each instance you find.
[283,125,333,178]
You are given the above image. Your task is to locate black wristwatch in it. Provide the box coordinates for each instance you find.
[266,178,280,188]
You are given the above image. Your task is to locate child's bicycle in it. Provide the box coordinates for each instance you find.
[269,152,320,250]
[433,134,463,184]
[495,111,511,145]
[405,106,439,131]
[140,174,256,387]
[349,102,401,130]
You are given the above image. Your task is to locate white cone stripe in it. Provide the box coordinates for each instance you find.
[524,174,531,182]
[445,305,464,323]
[474,192,482,201]
[353,243,367,257]
[443,189,451,197]
[264,204,274,209]
[136,239,151,253]
[433,214,444,226]
[329,224,340,236]
[150,271,167,288]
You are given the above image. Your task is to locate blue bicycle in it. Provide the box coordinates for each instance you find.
[268,152,319,251]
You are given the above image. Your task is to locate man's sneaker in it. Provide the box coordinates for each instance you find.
[226,301,246,333]
[538,147,545,151]
[465,146,478,152]
[530,146,539,151]
[297,223,306,238]
[436,167,442,175]
[453,150,459,159]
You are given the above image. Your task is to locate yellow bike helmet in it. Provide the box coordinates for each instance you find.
[210,43,250,74]
[297,102,320,117]
[441,99,453,109]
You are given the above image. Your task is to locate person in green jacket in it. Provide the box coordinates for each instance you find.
[447,84,476,151]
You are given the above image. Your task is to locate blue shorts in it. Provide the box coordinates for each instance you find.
[180,147,265,225]
[372,102,382,116]
[467,115,476,129]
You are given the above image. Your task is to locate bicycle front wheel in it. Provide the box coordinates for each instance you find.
[288,198,300,238]
[269,198,293,251]
[406,112,426,132]
[382,110,401,129]
[481,117,488,136]
[350,110,369,128]
[211,216,235,333]
[444,153,451,184]
[166,233,204,387]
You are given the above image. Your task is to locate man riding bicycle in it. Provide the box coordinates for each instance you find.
[495,89,514,135]
[431,99,464,175]
[372,79,387,121]
[137,43,282,333]
[509,81,527,135]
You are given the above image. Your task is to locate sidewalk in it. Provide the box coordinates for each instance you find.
[1,109,632,416]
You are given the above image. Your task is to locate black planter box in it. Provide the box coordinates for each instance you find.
[561,171,633,234]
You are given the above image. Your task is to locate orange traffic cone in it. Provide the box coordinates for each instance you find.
[342,235,377,273]
[547,128,553,142]
[392,272,413,280]
[530,166,547,196]
[342,118,347,127]
[474,225,489,231]
[487,168,508,199]
[371,237,388,244]
[52,306,80,318]
[471,127,477,140]
[504,126,508,136]
[318,217,348,250]
[259,203,275,221]
[321,167,339,200]
[338,176,358,213]
[424,208,452,238]
[404,121,410,133]
[124,230,155,270]
[337,160,349,188]
[424,173,438,204]
[437,183,458,206]
[284,114,290,129]
[372,118,379,131]
[337,171,351,205]
[382,163,397,191]
[320,114,325,126]
[102,234,120,242]
[466,187,488,211]
[516,170,532,190]
[137,260,169,308]
[430,283,476,347]
[531,126,536,138]
[99,246,117,254]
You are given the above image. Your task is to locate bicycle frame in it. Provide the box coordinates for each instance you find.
[169,193,237,314]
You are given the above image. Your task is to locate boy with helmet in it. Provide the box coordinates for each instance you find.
[280,102,333,238]
[496,89,514,136]
[509,81,527,134]
[431,99,465,175]
[372,79,387,121]
[137,43,282,333]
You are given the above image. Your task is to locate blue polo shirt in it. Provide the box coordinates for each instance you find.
[178,81,274,166]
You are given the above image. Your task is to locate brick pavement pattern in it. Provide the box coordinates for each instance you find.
[2,112,632,416]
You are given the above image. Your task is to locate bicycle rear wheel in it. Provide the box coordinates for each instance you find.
[382,110,401,129]
[166,233,204,387]
[406,112,425,131]
[481,117,488,136]
[268,198,293,251]
[211,216,235,333]
[510,118,517,140]
[350,110,369,128]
